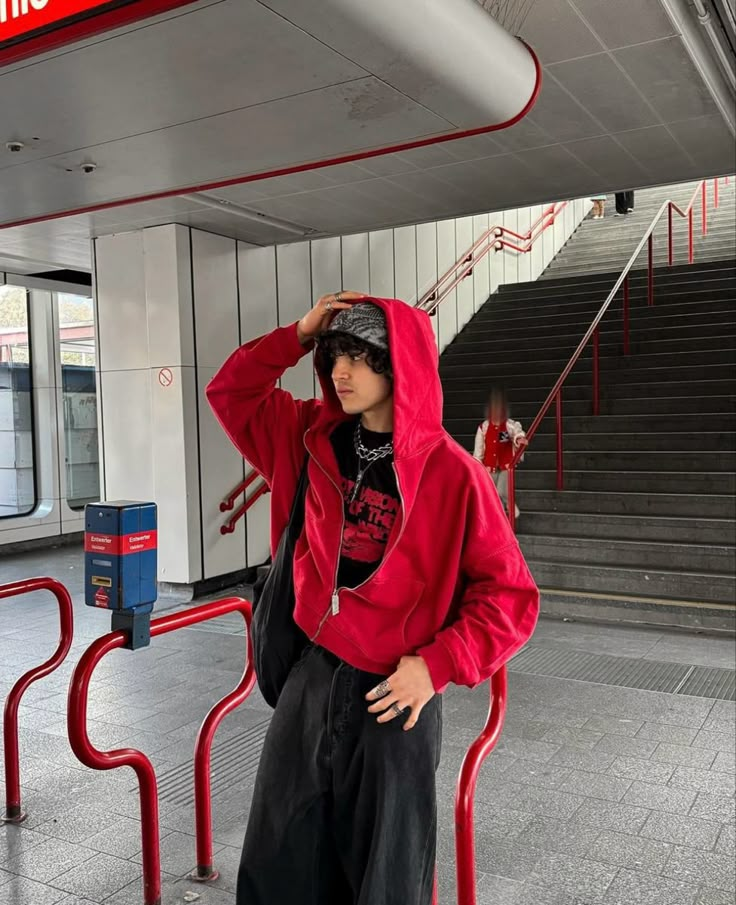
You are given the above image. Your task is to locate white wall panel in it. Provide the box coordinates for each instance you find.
[247,493,271,568]
[416,222,439,348]
[503,208,519,287]
[191,230,243,580]
[369,229,395,298]
[455,217,474,332]
[393,225,417,304]
[101,368,154,502]
[150,366,202,584]
[529,205,545,281]
[238,244,278,343]
[472,214,490,312]
[145,225,195,368]
[341,233,370,292]
[191,230,239,367]
[516,207,532,284]
[276,242,313,400]
[436,219,457,353]
[95,232,147,372]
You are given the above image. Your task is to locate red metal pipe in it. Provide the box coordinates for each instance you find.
[67,597,256,905]
[220,470,260,512]
[714,177,719,209]
[556,392,564,491]
[192,602,256,880]
[623,276,630,356]
[592,328,600,417]
[701,181,707,236]
[688,208,694,264]
[668,202,674,266]
[455,668,507,905]
[221,481,270,534]
[0,578,74,824]
[647,235,654,307]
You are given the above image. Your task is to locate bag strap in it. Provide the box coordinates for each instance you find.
[286,456,309,544]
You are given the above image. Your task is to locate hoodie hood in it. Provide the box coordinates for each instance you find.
[314,297,445,461]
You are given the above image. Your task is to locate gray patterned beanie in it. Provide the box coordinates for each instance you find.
[323,302,388,351]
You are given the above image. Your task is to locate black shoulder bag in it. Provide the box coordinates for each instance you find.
[250,459,309,708]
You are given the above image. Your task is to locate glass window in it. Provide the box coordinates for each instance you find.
[0,285,35,518]
[57,293,100,510]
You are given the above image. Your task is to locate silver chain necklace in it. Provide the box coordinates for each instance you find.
[349,423,393,503]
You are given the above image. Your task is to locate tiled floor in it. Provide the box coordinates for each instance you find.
[1,546,734,905]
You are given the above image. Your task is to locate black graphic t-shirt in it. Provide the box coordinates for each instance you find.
[330,419,400,590]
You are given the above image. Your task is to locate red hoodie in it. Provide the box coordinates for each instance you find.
[206,298,539,692]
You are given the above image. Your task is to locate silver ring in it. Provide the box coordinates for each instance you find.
[391,703,404,716]
[374,680,391,698]
[334,291,343,302]
[324,301,333,311]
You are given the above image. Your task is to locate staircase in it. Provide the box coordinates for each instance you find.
[441,181,736,631]
[544,180,736,281]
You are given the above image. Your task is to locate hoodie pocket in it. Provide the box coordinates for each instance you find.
[338,577,425,663]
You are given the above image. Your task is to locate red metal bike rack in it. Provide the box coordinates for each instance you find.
[0,577,74,824]
[67,596,255,905]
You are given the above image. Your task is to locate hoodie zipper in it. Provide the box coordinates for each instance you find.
[310,456,407,644]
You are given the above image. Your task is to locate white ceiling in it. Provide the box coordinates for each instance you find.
[0,0,733,274]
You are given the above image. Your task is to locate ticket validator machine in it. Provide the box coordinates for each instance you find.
[84,501,157,649]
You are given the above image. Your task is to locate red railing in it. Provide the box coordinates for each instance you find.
[0,577,74,823]
[418,202,568,315]
[67,596,255,905]
[505,177,726,528]
[220,470,270,535]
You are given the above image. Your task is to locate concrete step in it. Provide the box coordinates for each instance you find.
[514,488,736,520]
[519,532,736,573]
[517,468,736,495]
[519,449,736,474]
[445,394,736,420]
[538,590,735,633]
[450,430,736,453]
[527,558,736,605]
[544,252,736,279]
[518,510,735,545]
[444,413,736,437]
[453,309,736,345]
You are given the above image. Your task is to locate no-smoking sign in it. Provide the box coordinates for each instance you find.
[158,368,173,387]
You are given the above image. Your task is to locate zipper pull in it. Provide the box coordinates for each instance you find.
[331,591,340,616]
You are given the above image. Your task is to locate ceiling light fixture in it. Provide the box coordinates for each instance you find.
[188,192,313,237]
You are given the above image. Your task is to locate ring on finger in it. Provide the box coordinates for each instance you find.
[324,301,333,311]
[334,291,343,303]
[391,703,404,717]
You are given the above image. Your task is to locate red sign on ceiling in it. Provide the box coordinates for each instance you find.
[0,0,196,66]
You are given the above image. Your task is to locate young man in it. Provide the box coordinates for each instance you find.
[206,292,539,905]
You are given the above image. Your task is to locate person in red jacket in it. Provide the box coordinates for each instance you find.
[206,291,539,905]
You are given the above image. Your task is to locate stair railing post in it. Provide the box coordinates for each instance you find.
[592,328,600,417]
[647,234,654,307]
[667,202,674,266]
[688,207,694,264]
[701,180,707,236]
[623,276,630,356]
[555,391,564,491]
[714,177,719,209]
[507,469,516,532]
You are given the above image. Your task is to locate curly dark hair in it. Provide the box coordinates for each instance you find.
[315,332,393,381]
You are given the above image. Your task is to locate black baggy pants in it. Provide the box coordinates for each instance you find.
[615,191,635,213]
[237,644,442,905]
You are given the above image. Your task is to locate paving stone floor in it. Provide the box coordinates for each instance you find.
[1,545,734,905]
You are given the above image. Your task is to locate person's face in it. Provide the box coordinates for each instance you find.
[332,353,392,416]
[489,392,507,424]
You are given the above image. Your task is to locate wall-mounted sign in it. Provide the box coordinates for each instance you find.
[0,0,196,67]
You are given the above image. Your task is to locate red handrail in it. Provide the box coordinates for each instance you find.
[67,597,255,905]
[0,577,74,823]
[418,202,567,314]
[505,177,726,528]
[220,470,261,512]
[220,480,270,534]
